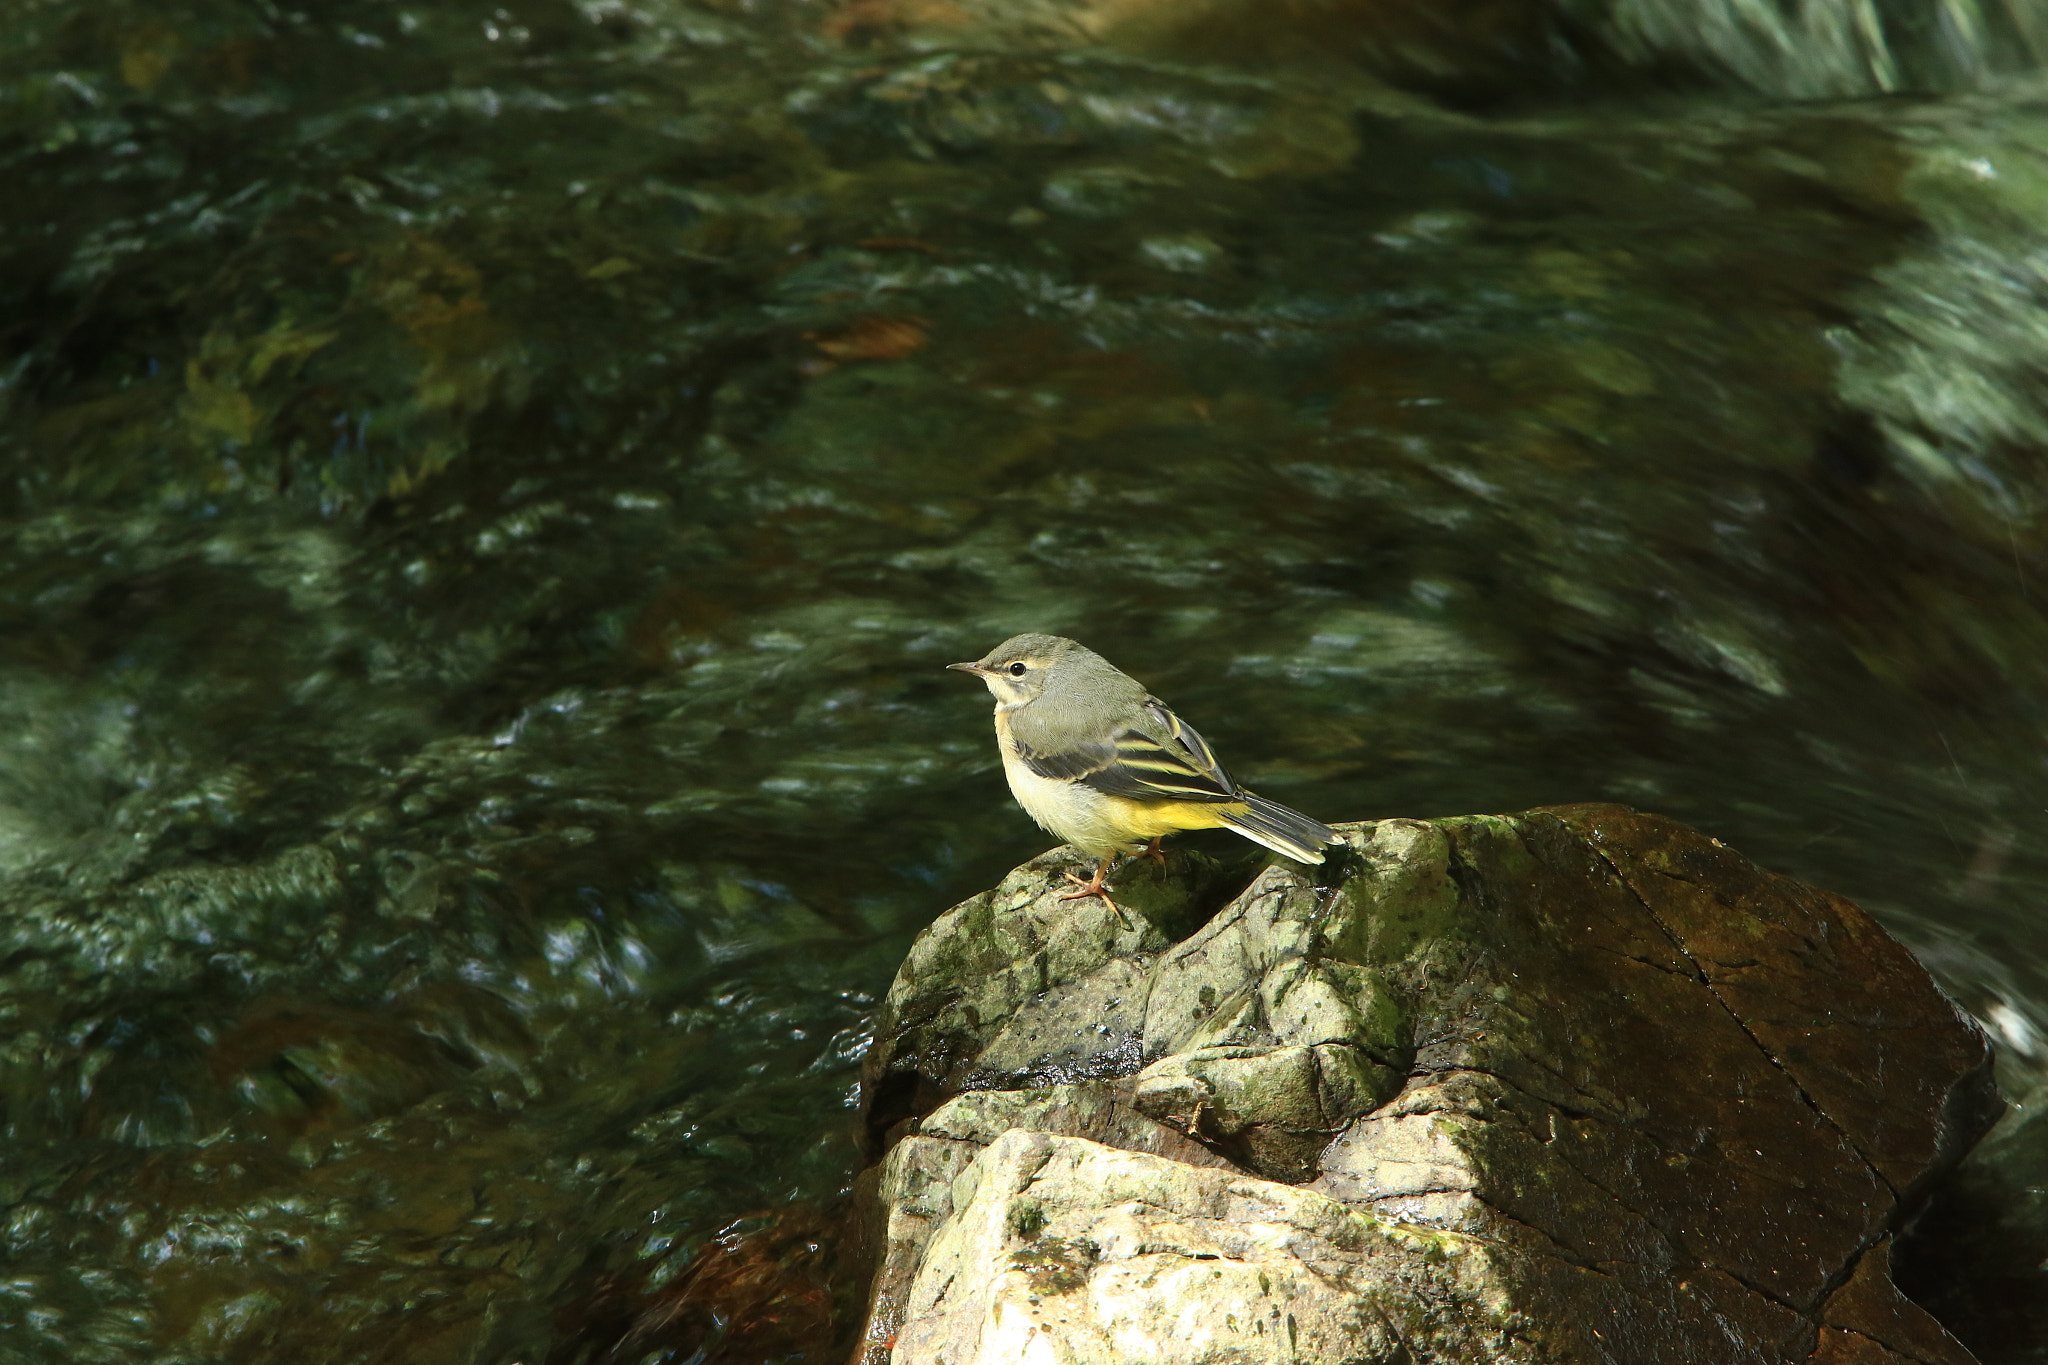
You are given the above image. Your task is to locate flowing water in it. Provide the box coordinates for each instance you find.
[4,0,2048,1359]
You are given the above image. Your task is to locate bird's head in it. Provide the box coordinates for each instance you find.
[947,633,1085,706]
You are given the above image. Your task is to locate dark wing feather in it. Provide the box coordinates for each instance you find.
[1011,735,1119,782]
[1143,699,1233,790]
[1018,697,1238,805]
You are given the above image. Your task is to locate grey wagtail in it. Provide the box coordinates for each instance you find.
[949,634,1340,908]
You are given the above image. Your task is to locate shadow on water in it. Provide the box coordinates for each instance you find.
[4,0,2048,1359]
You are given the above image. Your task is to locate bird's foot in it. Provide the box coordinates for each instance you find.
[1138,837,1167,867]
[1058,860,1131,927]
[1058,863,1114,906]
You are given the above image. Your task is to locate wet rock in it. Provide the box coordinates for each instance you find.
[854,805,2001,1363]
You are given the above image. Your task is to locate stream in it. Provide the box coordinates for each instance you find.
[3,0,2048,1359]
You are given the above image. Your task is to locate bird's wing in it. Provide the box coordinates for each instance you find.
[1013,697,1238,804]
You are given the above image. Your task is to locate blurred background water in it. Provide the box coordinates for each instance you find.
[4,0,2048,1359]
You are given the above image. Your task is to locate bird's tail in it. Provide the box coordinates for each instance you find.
[1220,793,1341,864]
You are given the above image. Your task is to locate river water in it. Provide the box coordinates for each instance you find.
[3,1,2047,1360]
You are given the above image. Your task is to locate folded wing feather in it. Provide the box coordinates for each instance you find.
[1012,697,1240,805]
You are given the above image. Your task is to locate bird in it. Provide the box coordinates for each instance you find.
[948,633,1340,910]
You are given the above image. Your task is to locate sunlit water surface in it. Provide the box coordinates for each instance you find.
[4,0,2048,1359]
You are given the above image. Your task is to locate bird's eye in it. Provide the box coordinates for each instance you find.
[1007,662,1028,677]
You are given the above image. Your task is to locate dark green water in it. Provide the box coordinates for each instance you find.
[4,0,2048,1360]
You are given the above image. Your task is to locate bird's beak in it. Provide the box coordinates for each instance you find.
[947,661,997,678]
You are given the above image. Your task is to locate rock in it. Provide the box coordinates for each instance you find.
[857,842,1262,1145]
[852,806,2001,1364]
[893,1128,1503,1364]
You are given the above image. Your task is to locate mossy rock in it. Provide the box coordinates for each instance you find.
[854,805,2001,1364]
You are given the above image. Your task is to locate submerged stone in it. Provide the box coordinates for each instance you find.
[853,805,2001,1363]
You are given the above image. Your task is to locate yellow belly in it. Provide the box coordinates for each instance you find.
[999,750,1232,857]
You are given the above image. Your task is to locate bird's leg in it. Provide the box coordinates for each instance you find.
[1138,837,1167,867]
